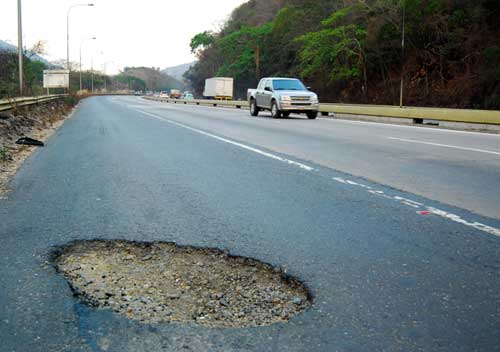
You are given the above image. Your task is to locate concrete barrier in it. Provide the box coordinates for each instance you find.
[144,97,500,126]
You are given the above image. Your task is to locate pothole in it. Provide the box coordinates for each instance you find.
[53,240,311,327]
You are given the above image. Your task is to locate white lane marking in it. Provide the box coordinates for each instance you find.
[324,117,500,137]
[332,176,500,237]
[124,103,500,238]
[142,97,500,137]
[388,137,500,156]
[128,107,315,172]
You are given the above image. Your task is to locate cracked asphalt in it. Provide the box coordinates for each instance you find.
[1,96,499,351]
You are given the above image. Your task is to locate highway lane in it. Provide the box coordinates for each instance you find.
[132,97,500,220]
[1,96,500,351]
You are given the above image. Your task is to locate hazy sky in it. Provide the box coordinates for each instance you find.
[0,0,247,73]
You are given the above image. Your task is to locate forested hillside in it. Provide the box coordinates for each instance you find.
[119,67,184,92]
[184,0,500,109]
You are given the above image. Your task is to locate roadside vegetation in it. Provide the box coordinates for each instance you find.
[0,56,183,98]
[185,0,500,109]
[0,52,47,97]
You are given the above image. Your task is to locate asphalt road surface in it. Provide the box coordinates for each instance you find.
[1,96,499,352]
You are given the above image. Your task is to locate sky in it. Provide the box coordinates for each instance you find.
[0,0,247,74]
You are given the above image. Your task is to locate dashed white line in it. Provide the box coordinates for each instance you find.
[128,107,315,172]
[388,137,500,156]
[332,176,500,237]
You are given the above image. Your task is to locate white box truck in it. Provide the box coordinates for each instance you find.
[203,77,234,100]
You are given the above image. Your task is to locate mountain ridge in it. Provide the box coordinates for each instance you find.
[0,40,51,66]
[161,62,195,82]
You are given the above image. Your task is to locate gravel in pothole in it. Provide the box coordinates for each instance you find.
[54,240,311,327]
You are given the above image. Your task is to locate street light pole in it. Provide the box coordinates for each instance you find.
[17,0,24,96]
[66,3,94,71]
[80,37,96,91]
[101,59,114,92]
[91,56,94,94]
[103,62,107,91]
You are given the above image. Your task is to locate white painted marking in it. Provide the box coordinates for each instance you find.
[121,102,500,238]
[332,176,500,237]
[426,207,500,237]
[324,117,500,137]
[402,201,420,208]
[388,137,500,156]
[394,196,423,206]
[128,107,315,172]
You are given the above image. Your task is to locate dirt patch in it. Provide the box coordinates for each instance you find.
[0,98,77,197]
[54,240,311,327]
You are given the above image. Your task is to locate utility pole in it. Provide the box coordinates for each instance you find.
[254,46,260,80]
[17,0,24,96]
[399,0,406,108]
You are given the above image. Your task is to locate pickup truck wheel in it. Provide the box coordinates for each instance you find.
[307,111,318,120]
[271,101,282,119]
[249,99,260,116]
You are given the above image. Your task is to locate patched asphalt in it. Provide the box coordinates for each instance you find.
[1,96,499,351]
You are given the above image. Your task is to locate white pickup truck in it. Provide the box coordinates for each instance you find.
[247,78,319,119]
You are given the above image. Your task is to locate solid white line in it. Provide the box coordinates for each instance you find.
[388,137,500,156]
[128,107,315,171]
[323,117,500,137]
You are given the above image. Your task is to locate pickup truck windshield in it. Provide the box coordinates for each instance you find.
[272,79,306,91]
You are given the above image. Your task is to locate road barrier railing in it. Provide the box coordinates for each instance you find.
[320,103,500,125]
[144,97,500,126]
[0,95,67,112]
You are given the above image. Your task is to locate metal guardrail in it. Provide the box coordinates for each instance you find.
[0,94,67,112]
[145,97,500,125]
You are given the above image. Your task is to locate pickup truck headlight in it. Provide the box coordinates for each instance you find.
[280,95,292,101]
[311,95,319,103]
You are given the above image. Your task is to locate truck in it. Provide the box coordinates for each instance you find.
[247,77,319,119]
[203,77,233,100]
[169,89,182,99]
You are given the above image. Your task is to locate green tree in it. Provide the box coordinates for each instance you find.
[297,6,368,97]
[190,31,215,54]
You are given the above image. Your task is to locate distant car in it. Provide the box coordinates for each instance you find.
[183,93,194,100]
[159,91,170,98]
[247,78,319,119]
[170,89,182,99]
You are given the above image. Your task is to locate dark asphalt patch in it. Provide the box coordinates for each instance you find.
[53,240,311,328]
